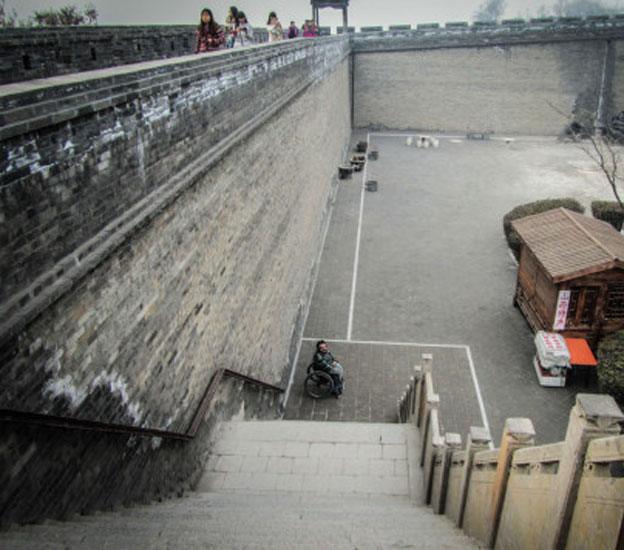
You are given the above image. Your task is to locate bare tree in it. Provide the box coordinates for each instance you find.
[582,134,624,208]
[0,0,17,27]
[550,101,624,208]
[554,0,623,16]
[32,4,99,26]
[84,4,98,25]
[474,0,507,21]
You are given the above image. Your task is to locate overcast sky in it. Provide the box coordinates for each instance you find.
[7,1,624,28]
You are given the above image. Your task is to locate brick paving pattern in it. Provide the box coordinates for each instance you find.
[291,134,605,445]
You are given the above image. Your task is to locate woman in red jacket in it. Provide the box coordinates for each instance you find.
[196,8,225,53]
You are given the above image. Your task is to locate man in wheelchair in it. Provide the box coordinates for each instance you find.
[312,340,344,397]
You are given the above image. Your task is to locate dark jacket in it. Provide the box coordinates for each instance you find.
[196,24,225,53]
[313,350,335,373]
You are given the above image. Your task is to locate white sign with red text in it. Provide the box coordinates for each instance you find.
[553,290,571,331]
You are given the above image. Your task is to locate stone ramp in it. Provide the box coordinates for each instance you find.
[1,420,480,549]
[285,341,483,437]
[1,492,480,549]
[199,420,417,498]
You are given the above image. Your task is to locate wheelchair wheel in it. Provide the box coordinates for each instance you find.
[304,370,334,399]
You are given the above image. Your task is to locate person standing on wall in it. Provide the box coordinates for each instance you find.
[302,20,318,38]
[224,6,239,48]
[287,20,299,39]
[267,11,284,42]
[196,8,225,53]
[233,11,254,47]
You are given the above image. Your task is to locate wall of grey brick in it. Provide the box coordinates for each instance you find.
[352,23,624,135]
[0,37,351,525]
[0,26,269,84]
[614,40,624,115]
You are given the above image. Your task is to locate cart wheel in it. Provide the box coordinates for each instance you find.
[304,371,334,399]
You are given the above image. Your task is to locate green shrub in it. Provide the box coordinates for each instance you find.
[591,200,624,231]
[597,331,624,407]
[503,198,585,259]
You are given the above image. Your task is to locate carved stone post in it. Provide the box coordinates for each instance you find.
[432,432,462,515]
[413,364,423,427]
[486,418,536,548]
[417,354,433,428]
[549,394,624,550]
[457,426,491,528]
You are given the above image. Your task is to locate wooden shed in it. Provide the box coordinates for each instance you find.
[512,207,624,347]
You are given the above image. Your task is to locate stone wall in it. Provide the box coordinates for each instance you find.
[0,37,351,524]
[614,39,624,115]
[0,26,272,84]
[352,22,624,135]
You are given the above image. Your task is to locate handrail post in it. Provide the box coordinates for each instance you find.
[411,365,422,423]
[413,364,424,426]
[457,426,491,528]
[420,388,440,466]
[549,394,623,550]
[486,418,535,548]
[432,432,462,515]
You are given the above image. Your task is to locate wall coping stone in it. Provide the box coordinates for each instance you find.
[351,21,624,53]
[512,442,565,465]
[584,434,624,462]
[0,36,346,140]
[474,449,500,464]
[576,393,624,422]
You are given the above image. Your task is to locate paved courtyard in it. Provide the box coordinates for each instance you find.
[286,132,610,445]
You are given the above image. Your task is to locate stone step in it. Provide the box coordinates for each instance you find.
[2,492,480,549]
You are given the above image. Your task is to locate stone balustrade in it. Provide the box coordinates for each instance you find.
[1,15,623,84]
[398,354,624,549]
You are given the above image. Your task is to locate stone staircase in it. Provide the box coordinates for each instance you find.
[1,421,480,549]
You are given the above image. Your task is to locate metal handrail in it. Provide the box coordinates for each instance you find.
[0,369,284,441]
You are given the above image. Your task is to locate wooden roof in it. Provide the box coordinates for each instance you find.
[512,207,624,282]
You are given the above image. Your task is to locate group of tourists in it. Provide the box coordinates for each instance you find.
[195,6,320,53]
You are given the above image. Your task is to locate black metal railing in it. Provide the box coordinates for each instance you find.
[0,369,284,441]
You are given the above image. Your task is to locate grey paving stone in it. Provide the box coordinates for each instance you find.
[292,133,604,444]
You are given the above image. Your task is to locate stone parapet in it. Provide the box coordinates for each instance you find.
[0,25,273,84]
[352,18,624,52]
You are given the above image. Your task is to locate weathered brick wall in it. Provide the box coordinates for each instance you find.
[352,22,624,134]
[0,37,351,524]
[0,26,270,84]
[614,40,624,115]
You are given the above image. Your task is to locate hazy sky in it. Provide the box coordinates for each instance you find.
[7,0,624,28]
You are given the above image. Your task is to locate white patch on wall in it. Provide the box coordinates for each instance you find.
[43,375,88,411]
[91,370,143,425]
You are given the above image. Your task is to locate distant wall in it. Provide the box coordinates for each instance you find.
[352,23,624,134]
[0,26,271,84]
[614,39,624,115]
[0,36,351,524]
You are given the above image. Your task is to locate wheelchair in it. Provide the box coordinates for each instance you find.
[304,363,335,399]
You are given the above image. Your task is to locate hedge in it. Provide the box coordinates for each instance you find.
[591,200,624,231]
[597,331,624,406]
[503,198,585,259]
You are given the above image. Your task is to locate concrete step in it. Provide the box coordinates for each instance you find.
[2,492,480,549]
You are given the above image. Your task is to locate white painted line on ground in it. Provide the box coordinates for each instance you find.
[282,155,347,410]
[302,337,467,349]
[346,132,369,341]
[464,345,494,449]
